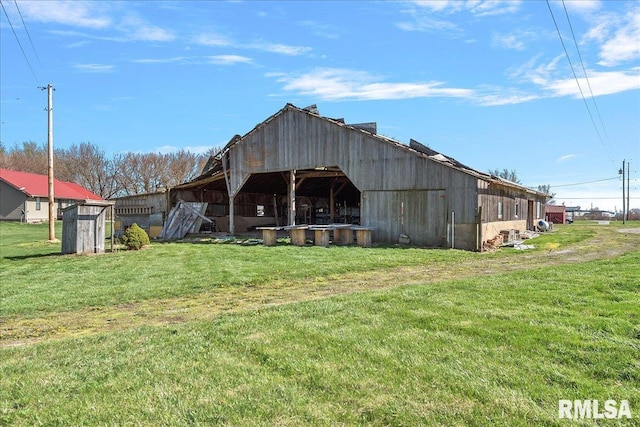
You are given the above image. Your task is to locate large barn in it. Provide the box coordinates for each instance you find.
[165,104,548,251]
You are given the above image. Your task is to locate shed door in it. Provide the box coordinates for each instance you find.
[362,190,447,247]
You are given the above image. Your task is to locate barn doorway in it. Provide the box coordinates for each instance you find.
[236,167,361,229]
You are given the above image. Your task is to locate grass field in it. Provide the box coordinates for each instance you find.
[1,221,639,425]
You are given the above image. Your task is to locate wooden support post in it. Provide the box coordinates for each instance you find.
[229,195,235,235]
[273,194,279,227]
[330,185,335,223]
[289,170,296,225]
[476,206,483,252]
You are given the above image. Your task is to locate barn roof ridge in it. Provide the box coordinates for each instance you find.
[194,103,547,197]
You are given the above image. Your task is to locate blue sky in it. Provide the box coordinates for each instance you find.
[1,0,638,211]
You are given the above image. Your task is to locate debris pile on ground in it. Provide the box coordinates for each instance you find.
[482,235,503,252]
[519,230,540,240]
[513,243,535,250]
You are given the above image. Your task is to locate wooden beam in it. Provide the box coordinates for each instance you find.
[333,181,348,198]
[229,195,235,235]
[330,185,335,222]
[295,176,307,190]
[289,170,296,225]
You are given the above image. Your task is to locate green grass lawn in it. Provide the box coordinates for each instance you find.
[1,221,639,425]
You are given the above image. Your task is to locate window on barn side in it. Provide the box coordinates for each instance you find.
[36,197,41,211]
[515,203,519,219]
[497,201,503,219]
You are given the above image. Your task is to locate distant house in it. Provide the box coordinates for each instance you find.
[0,168,103,222]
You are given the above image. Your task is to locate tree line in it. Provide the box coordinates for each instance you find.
[0,141,220,199]
[488,168,556,201]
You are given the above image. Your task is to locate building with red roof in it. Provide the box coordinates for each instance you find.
[545,204,567,224]
[0,168,103,222]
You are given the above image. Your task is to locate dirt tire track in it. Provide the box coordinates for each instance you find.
[2,227,639,348]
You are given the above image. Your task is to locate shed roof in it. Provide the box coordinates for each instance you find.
[0,168,103,200]
[545,205,566,213]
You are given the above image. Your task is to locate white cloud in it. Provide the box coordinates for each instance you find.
[407,0,522,16]
[297,20,340,39]
[131,55,251,66]
[597,7,640,66]
[207,55,252,65]
[193,33,233,47]
[396,0,521,36]
[465,0,521,17]
[562,0,602,15]
[557,154,577,162]
[74,63,115,73]
[17,1,175,43]
[192,34,311,56]
[408,0,462,13]
[270,68,473,101]
[132,57,188,64]
[492,33,525,50]
[395,16,461,33]
[129,24,175,42]
[474,91,539,106]
[17,0,111,28]
[541,68,640,98]
[248,42,312,56]
[397,1,521,36]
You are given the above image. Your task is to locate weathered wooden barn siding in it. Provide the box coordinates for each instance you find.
[478,181,533,223]
[363,189,447,247]
[228,107,482,246]
[113,192,169,237]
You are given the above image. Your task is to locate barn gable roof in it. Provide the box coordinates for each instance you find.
[190,103,547,198]
[0,168,103,200]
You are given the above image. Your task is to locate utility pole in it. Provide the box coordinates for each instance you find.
[619,160,626,225]
[41,84,57,242]
[627,161,631,221]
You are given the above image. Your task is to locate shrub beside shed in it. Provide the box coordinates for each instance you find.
[62,200,115,255]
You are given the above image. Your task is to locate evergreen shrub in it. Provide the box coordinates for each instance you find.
[121,223,150,250]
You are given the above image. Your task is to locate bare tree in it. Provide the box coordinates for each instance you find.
[0,142,7,168]
[4,141,48,174]
[488,168,521,184]
[57,142,120,198]
[165,150,206,186]
[3,141,218,198]
[537,184,556,203]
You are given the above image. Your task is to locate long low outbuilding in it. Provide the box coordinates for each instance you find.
[162,104,549,251]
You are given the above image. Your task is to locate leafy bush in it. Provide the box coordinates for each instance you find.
[121,223,150,250]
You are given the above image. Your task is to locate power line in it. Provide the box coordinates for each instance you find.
[551,176,619,188]
[557,197,640,200]
[545,0,612,163]
[13,0,41,66]
[0,0,39,85]
[561,0,609,144]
